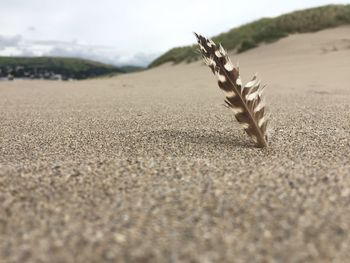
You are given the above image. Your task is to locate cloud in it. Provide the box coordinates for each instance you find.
[27,26,36,32]
[0,35,155,66]
[47,45,107,61]
[46,45,158,67]
[0,35,22,50]
[33,39,78,46]
[17,48,36,57]
[115,52,160,67]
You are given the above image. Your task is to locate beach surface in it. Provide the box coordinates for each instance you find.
[1,27,350,262]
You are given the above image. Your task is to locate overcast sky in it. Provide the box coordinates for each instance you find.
[0,0,349,66]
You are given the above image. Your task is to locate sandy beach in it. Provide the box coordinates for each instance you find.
[1,26,350,262]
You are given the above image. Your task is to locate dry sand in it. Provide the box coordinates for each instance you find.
[1,26,350,262]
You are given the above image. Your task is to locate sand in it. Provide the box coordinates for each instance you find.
[1,26,350,262]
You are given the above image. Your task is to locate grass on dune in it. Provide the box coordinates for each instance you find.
[149,4,350,68]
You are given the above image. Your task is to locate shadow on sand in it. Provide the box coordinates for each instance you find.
[145,129,253,149]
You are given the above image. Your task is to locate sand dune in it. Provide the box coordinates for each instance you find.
[1,27,350,262]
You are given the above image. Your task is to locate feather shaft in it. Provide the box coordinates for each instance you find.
[195,33,269,147]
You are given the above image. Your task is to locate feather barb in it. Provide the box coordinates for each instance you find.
[194,33,269,147]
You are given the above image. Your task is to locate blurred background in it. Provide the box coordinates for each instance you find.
[1,0,349,67]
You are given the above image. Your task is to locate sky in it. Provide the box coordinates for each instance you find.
[0,0,349,66]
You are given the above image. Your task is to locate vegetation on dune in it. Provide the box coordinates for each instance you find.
[149,4,350,67]
[0,56,124,80]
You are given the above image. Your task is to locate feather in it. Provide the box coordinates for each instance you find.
[194,33,269,147]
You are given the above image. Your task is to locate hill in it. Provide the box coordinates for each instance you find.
[0,56,124,80]
[119,65,145,73]
[149,4,350,67]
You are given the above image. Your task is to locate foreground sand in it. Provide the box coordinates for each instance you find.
[1,27,350,262]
